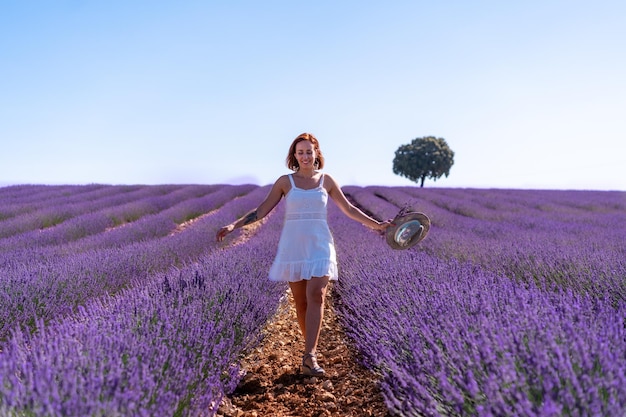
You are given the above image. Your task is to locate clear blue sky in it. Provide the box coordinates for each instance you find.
[1,1,625,190]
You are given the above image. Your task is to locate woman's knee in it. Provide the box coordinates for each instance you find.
[306,276,329,304]
[293,297,308,312]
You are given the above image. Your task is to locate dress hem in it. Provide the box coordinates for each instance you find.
[268,260,338,282]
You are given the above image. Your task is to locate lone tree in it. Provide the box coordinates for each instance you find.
[393,136,455,187]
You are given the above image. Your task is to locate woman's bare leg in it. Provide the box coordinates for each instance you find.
[304,275,330,354]
[289,280,308,336]
[289,276,330,354]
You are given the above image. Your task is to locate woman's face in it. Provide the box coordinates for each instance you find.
[294,140,316,169]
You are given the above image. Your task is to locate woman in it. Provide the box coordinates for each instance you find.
[216,133,391,376]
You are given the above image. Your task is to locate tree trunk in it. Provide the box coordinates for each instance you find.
[420,176,425,187]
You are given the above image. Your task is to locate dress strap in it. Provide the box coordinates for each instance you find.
[319,173,325,188]
[288,174,296,188]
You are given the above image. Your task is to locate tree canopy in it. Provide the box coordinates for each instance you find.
[392,136,455,187]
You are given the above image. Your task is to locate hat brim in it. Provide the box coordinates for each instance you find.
[385,212,430,250]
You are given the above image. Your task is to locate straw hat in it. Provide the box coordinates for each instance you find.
[385,211,430,250]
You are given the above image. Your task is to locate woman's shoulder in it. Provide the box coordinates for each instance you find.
[321,172,337,183]
[321,172,340,191]
[271,174,292,192]
[276,173,292,183]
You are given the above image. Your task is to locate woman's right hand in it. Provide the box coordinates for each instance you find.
[216,224,234,242]
[377,219,394,231]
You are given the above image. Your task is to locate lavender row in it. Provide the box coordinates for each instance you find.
[348,186,626,302]
[0,184,148,235]
[0,184,254,258]
[0,184,111,219]
[379,186,625,235]
[58,184,255,254]
[0,184,79,202]
[0,185,78,221]
[328,200,626,416]
[0,203,286,416]
[0,185,268,341]
[359,186,625,228]
[0,184,190,239]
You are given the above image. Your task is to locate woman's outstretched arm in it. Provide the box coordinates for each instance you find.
[216,175,288,241]
[325,174,392,232]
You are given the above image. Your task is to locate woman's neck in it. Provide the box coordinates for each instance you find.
[296,168,316,178]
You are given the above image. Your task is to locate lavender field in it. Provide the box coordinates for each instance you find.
[0,184,624,416]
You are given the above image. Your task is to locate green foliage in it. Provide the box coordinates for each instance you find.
[393,136,455,187]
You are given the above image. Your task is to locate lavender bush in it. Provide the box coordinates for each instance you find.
[0,184,254,257]
[0,186,286,416]
[0,184,158,238]
[1,184,624,416]
[0,185,263,340]
[0,184,225,252]
[330,187,626,416]
[0,241,285,416]
[349,186,626,302]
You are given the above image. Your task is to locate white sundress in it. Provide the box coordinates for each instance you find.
[268,173,338,282]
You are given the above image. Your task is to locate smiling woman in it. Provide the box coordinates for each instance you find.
[216,132,393,381]
[285,133,325,172]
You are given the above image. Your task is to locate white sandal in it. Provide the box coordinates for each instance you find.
[301,352,325,376]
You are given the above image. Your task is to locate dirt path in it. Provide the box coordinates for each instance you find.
[218,288,392,417]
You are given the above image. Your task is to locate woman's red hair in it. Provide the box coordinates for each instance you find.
[286,133,325,171]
